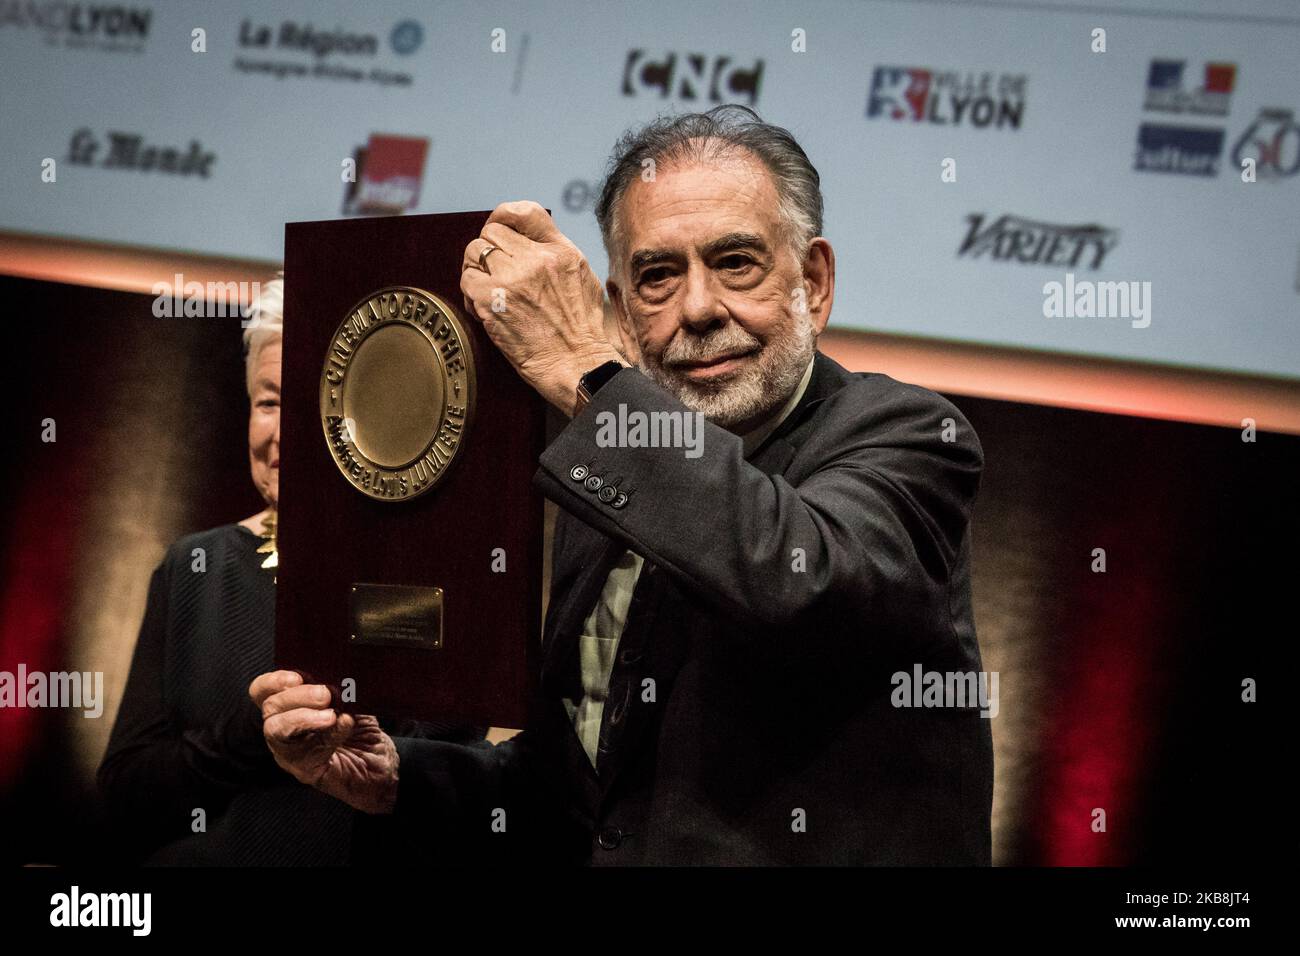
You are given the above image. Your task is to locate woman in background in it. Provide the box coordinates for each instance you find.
[98,276,482,864]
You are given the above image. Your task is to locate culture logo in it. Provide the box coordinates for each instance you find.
[1134,123,1225,176]
[1134,58,1234,177]
[866,67,1027,130]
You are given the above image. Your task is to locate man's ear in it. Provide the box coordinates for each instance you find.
[604,279,642,365]
[801,238,835,334]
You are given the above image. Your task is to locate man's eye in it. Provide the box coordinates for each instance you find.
[258,400,280,409]
[718,255,753,271]
[640,267,671,285]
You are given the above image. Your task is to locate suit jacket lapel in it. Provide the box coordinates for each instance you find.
[591,351,848,792]
[745,350,842,467]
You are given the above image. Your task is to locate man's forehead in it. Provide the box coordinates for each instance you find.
[619,152,781,251]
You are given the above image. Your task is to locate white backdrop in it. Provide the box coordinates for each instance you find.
[1,0,1297,378]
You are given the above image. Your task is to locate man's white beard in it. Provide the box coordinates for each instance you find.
[639,309,816,430]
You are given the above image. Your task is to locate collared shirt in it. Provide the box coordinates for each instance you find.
[563,357,816,768]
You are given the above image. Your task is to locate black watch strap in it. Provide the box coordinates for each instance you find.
[575,359,626,415]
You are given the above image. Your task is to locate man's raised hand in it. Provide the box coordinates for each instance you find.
[459,200,623,414]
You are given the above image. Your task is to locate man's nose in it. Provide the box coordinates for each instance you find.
[678,263,727,334]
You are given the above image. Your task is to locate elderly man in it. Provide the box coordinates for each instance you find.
[252,105,992,865]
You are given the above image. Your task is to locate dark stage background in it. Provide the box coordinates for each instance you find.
[2,275,1292,865]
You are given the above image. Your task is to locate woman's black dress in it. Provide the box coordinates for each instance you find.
[98,523,479,865]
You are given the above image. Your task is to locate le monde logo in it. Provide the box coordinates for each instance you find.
[67,128,216,177]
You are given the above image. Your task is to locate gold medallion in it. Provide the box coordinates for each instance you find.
[319,286,476,501]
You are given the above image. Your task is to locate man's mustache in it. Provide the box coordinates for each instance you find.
[660,329,762,368]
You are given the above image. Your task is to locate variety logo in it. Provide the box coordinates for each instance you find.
[1143,59,1236,117]
[1233,108,1300,180]
[622,50,762,105]
[957,214,1118,270]
[0,2,150,53]
[867,67,1027,130]
[1134,123,1224,176]
[234,18,413,86]
[67,128,216,177]
[342,134,429,215]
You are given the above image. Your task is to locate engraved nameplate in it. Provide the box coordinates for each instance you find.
[349,583,443,649]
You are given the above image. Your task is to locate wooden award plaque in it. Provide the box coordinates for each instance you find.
[276,211,545,727]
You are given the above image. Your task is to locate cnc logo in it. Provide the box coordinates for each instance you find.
[1134,123,1225,176]
[1233,108,1300,180]
[0,2,151,53]
[67,128,216,177]
[866,67,1027,131]
[1143,59,1236,117]
[957,214,1118,271]
[342,134,429,215]
[622,50,763,105]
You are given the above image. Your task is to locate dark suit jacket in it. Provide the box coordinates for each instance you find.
[384,350,993,865]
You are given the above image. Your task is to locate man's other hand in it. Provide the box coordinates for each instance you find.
[249,670,399,814]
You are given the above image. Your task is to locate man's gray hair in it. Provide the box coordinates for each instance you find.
[241,273,284,397]
[595,105,824,277]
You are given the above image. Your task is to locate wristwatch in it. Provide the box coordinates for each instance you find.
[575,359,626,416]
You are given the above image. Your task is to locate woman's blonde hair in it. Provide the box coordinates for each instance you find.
[241,272,284,397]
